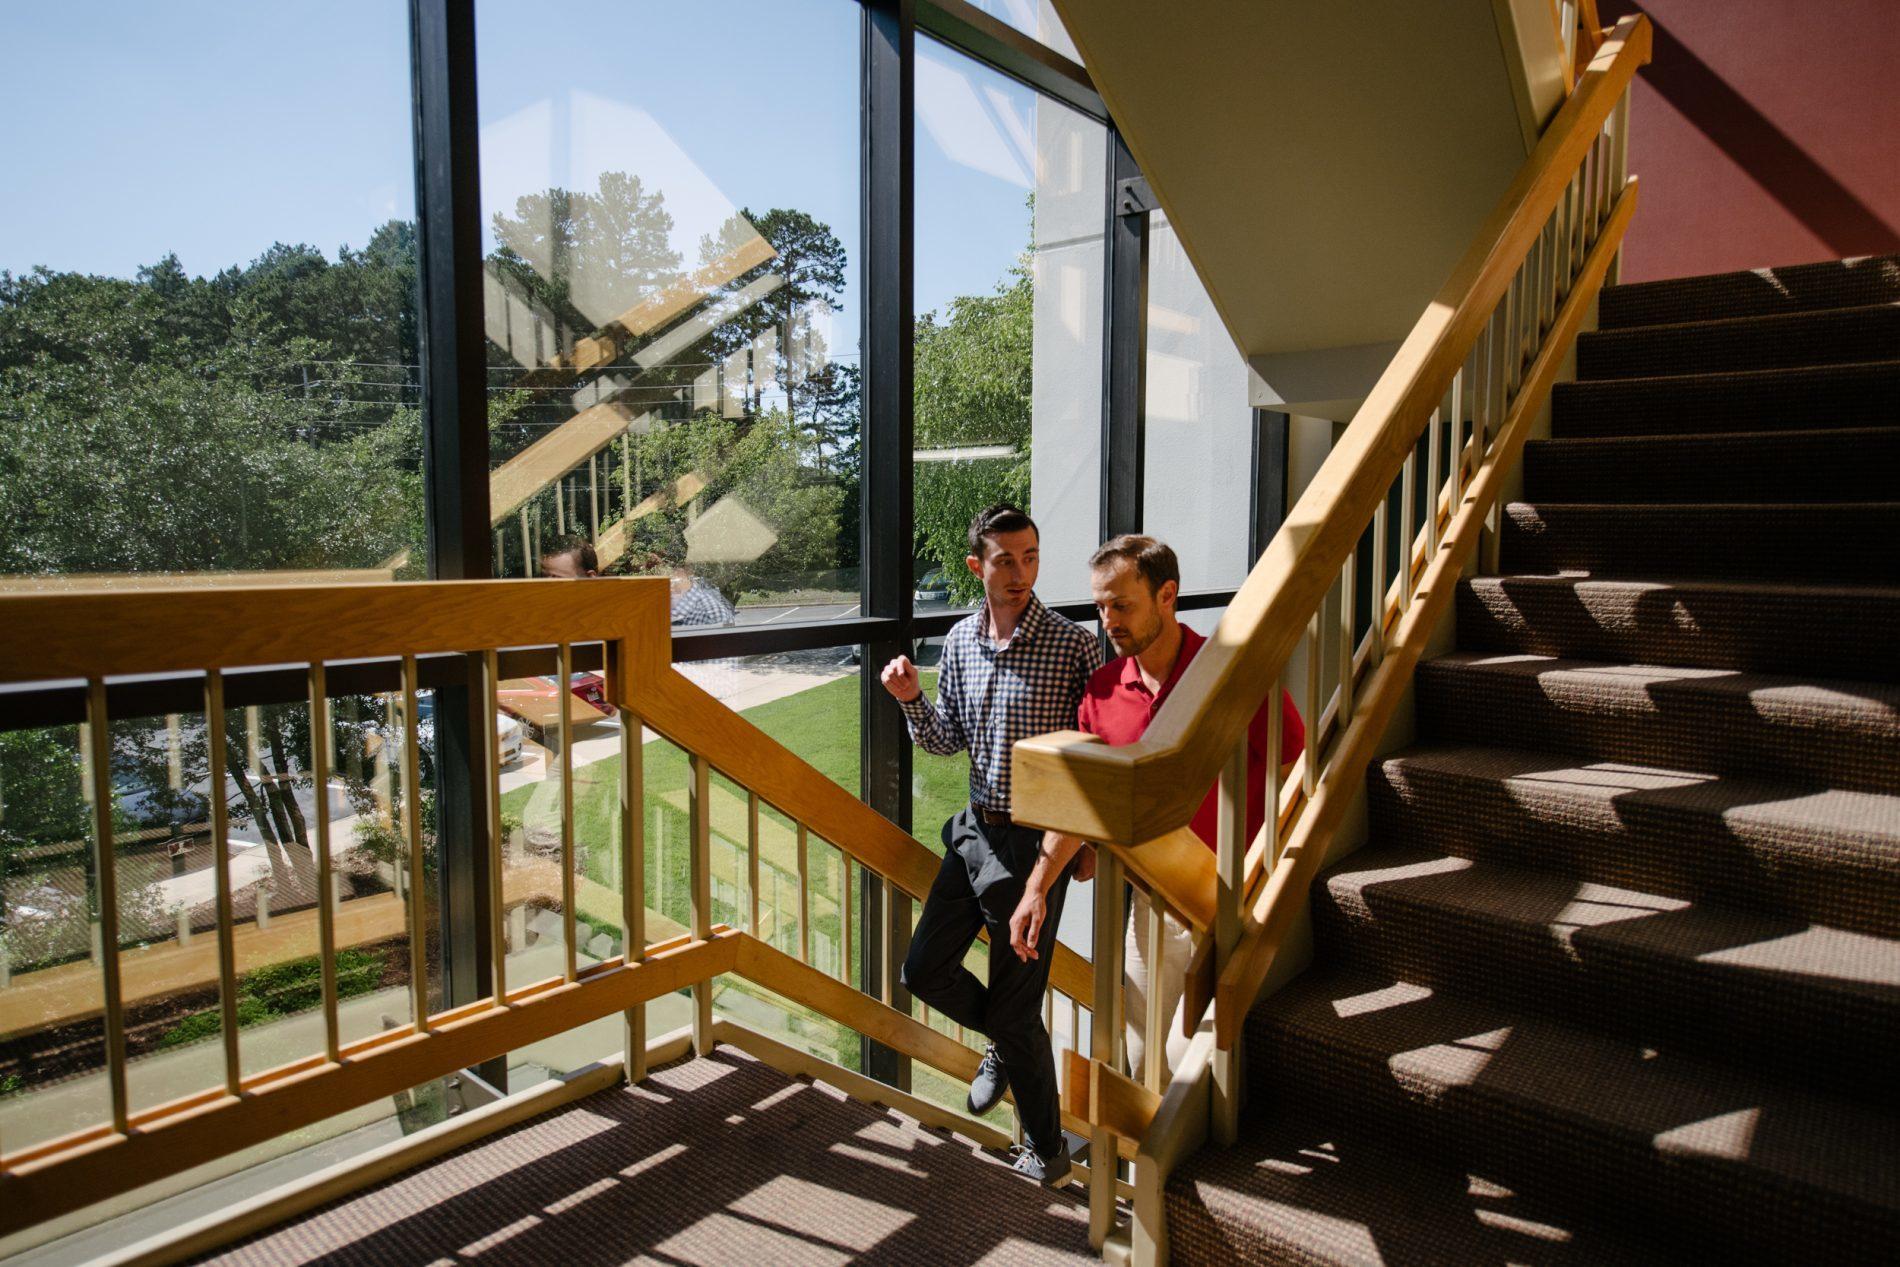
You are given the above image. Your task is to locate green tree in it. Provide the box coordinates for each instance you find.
[912,260,1034,604]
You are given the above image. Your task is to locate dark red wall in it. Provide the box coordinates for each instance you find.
[1599,1,1900,282]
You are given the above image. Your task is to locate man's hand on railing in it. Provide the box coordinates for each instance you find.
[1073,844,1097,884]
[880,654,922,702]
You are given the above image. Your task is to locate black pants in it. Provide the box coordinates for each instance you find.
[900,806,1075,1156]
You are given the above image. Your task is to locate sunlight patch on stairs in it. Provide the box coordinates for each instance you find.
[1653,1106,1761,1162]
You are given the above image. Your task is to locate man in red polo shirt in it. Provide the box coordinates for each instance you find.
[1008,534,1303,1081]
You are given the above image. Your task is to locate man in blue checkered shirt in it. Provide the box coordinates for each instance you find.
[881,503,1101,1187]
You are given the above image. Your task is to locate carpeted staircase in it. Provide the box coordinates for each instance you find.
[1166,255,1900,1264]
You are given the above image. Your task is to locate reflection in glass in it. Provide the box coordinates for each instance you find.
[965,0,1083,63]
[476,2,863,629]
[914,37,1105,608]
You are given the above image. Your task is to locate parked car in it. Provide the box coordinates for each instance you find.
[495,673,616,738]
[913,568,951,606]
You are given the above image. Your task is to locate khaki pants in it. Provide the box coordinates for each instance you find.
[1123,888,1196,1087]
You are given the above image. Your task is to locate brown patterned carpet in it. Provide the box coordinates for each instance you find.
[196,1047,1093,1266]
[1168,256,1900,1263]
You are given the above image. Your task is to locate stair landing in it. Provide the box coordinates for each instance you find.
[196,1046,1092,1266]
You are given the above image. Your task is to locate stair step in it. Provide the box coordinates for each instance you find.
[1551,360,1900,438]
[1315,846,1900,1104]
[1368,745,1900,938]
[1523,426,1900,504]
[1167,1112,1664,1265]
[1414,653,1900,793]
[1248,967,1900,1262]
[1457,574,1900,682]
[1576,304,1900,380]
[1499,501,1900,583]
[1598,255,1900,329]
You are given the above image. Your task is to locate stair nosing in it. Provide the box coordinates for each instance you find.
[1552,355,1900,392]
[1580,300,1900,340]
[1323,842,1900,1003]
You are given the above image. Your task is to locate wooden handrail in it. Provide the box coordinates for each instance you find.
[0,577,673,684]
[1008,14,1653,850]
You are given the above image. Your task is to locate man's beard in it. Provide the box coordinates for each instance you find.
[1108,620,1160,657]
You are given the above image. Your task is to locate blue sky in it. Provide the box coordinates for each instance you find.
[0,1,1071,357]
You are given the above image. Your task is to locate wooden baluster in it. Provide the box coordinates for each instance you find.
[519,506,533,578]
[842,853,853,984]
[880,877,899,1007]
[480,651,507,1007]
[1399,447,1418,610]
[1370,496,1390,660]
[747,792,761,935]
[621,690,648,1081]
[1089,846,1126,1249]
[1608,88,1632,285]
[1337,549,1356,726]
[1142,897,1165,1094]
[1265,674,1284,872]
[796,823,811,964]
[400,656,431,1030]
[308,664,341,1063]
[1303,614,1322,795]
[1213,740,1246,1145]
[556,643,577,984]
[203,672,242,1093]
[83,681,129,1132]
[688,753,714,1055]
[1449,364,1466,511]
[1426,407,1444,557]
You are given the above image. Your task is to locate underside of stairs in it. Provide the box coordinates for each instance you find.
[191,1046,1093,1265]
[1168,254,1900,1264]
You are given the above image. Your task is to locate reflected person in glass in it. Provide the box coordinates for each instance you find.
[538,535,600,579]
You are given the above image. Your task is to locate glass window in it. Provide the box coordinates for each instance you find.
[476,1,863,633]
[1143,212,1255,591]
[965,0,1084,63]
[914,37,1105,609]
[0,4,425,584]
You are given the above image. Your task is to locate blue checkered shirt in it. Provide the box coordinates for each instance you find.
[898,594,1102,815]
[671,578,737,628]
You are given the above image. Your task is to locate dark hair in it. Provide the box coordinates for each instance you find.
[967,503,1038,559]
[1088,534,1179,596]
[539,535,599,573]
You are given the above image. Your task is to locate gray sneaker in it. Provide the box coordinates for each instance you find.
[967,1042,1009,1115]
[1008,1139,1074,1189]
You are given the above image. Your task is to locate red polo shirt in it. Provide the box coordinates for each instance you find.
[1076,624,1305,851]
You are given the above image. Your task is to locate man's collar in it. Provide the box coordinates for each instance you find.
[1118,622,1204,696]
[979,592,1046,646]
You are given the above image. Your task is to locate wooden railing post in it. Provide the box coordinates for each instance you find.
[618,642,649,1081]
[1089,847,1126,1249]
[689,752,715,1055]
[1212,739,1246,1145]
